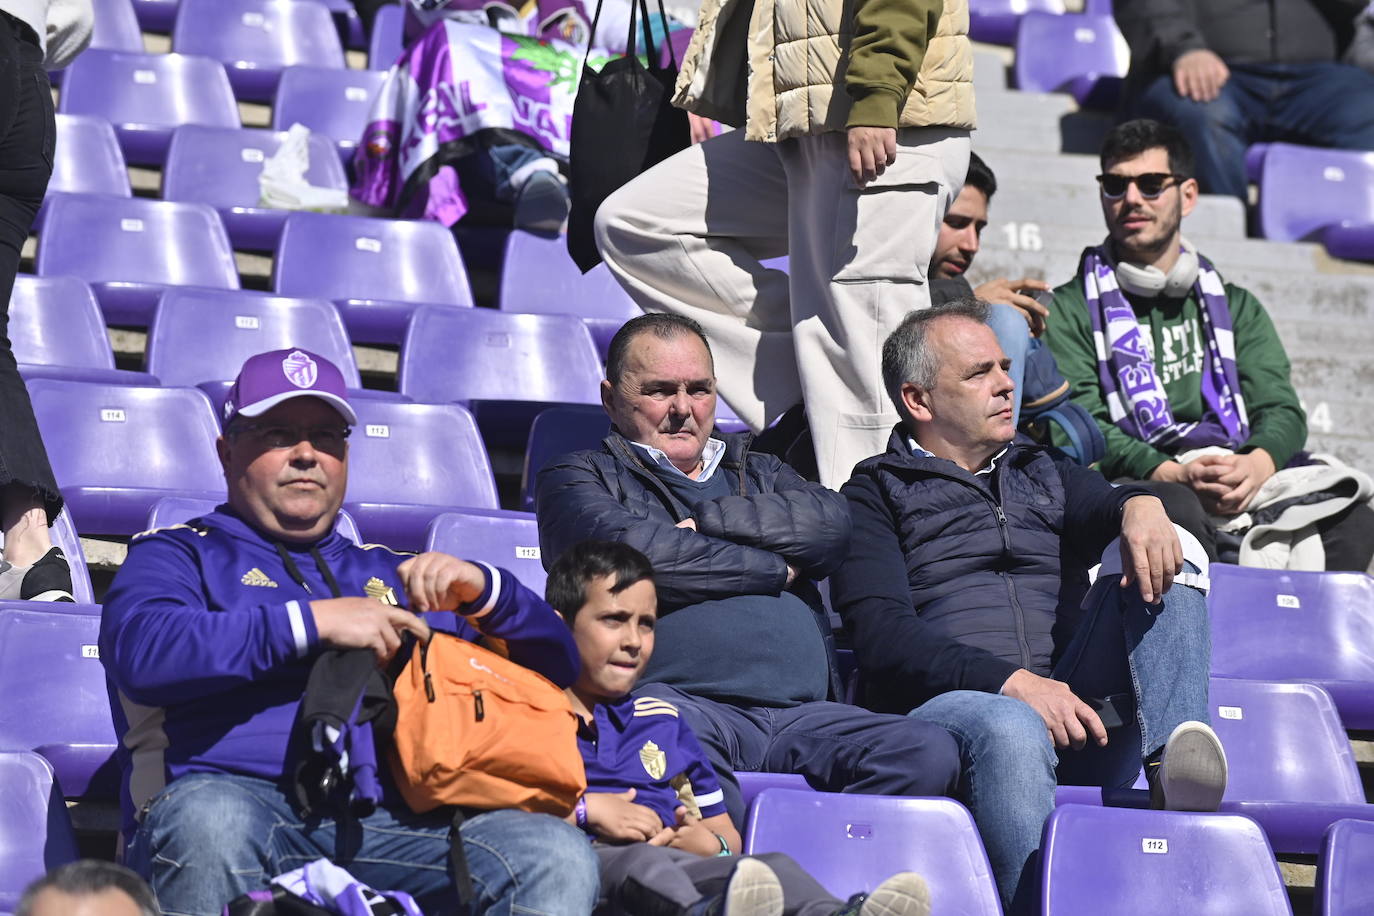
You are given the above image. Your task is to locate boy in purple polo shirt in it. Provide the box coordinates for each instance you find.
[547,540,933,916]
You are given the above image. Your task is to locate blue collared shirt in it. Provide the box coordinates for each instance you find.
[908,436,1007,477]
[576,694,728,828]
[629,437,727,482]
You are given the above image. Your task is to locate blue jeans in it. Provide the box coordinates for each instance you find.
[1132,61,1374,198]
[907,561,1210,914]
[634,683,962,828]
[125,773,600,916]
[986,303,1030,428]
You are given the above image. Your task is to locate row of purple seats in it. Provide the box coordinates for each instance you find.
[1256,145,1374,261]
[131,0,367,49]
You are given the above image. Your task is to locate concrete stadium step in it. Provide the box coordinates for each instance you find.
[973,49,1009,94]
[988,183,1246,238]
[976,147,1101,187]
[974,92,1114,155]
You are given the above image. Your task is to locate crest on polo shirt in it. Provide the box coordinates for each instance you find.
[639,740,667,780]
[282,350,318,389]
[364,577,398,605]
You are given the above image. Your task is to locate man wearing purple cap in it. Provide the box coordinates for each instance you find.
[100,348,599,916]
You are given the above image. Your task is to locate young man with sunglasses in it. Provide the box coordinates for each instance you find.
[1043,119,1374,571]
[100,348,601,916]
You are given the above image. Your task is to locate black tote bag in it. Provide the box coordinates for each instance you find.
[566,0,690,271]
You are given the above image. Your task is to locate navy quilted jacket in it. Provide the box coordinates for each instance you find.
[832,428,1148,714]
[535,431,852,612]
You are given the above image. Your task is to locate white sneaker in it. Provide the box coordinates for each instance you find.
[859,873,932,916]
[721,857,784,916]
[1149,720,1228,812]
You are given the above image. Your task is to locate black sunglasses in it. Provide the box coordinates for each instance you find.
[1095,172,1187,200]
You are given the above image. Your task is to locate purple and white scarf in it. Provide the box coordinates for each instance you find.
[1082,244,1249,451]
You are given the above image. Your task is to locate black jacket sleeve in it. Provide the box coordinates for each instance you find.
[1115,0,1206,76]
[1056,455,1150,564]
[692,456,853,580]
[535,452,789,610]
[831,474,1021,710]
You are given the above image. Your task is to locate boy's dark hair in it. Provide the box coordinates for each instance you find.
[546,540,655,625]
[964,151,996,201]
[1099,119,1195,178]
[604,313,713,386]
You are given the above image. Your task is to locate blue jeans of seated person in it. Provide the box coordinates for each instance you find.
[906,561,1210,915]
[633,683,962,829]
[124,772,600,916]
[1132,61,1374,199]
[986,303,1031,428]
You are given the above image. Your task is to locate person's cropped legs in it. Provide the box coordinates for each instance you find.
[781,128,970,487]
[1267,62,1374,155]
[595,129,797,433]
[985,303,1030,427]
[0,12,63,549]
[906,690,1055,915]
[1132,481,1218,561]
[457,808,600,916]
[1131,73,1257,198]
[1053,560,1212,773]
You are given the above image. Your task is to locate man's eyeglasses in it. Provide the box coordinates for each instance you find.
[1095,172,1186,200]
[228,423,352,451]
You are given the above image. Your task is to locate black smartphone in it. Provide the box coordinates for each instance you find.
[1085,692,1134,731]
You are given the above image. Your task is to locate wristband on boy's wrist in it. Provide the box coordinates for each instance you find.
[574,796,588,828]
[714,833,731,856]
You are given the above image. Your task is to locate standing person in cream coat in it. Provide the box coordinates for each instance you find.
[594,0,975,488]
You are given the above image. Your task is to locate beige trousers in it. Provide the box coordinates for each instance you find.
[595,126,971,488]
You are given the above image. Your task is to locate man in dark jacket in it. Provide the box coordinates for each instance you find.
[536,313,962,825]
[831,302,1223,913]
[1116,0,1374,198]
[102,348,599,916]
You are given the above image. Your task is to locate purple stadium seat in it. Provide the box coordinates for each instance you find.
[499,231,644,361]
[316,0,366,49]
[968,0,1064,45]
[425,509,547,597]
[145,496,364,545]
[745,789,1000,910]
[1321,223,1374,262]
[35,194,239,328]
[0,751,79,913]
[399,306,604,449]
[1258,144,1374,258]
[1055,678,1373,854]
[26,379,226,536]
[162,125,348,251]
[44,115,132,209]
[9,275,156,385]
[1247,143,1272,183]
[131,0,179,32]
[1013,12,1127,108]
[1040,805,1290,914]
[172,0,346,103]
[57,49,239,166]
[273,212,474,344]
[147,288,360,390]
[520,405,610,511]
[368,1,404,69]
[1317,819,1374,916]
[272,66,387,164]
[0,605,118,799]
[735,772,812,819]
[1209,564,1374,729]
[343,400,499,551]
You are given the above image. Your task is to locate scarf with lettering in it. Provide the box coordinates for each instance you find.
[1082,244,1249,451]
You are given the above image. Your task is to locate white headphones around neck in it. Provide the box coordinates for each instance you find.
[1109,238,1199,298]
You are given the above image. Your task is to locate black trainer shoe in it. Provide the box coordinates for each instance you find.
[3,547,77,602]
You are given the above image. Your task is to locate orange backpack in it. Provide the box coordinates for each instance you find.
[388,630,586,818]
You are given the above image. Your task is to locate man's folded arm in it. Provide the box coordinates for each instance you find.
[832,477,1020,704]
[692,459,853,579]
[99,534,321,708]
[536,458,789,608]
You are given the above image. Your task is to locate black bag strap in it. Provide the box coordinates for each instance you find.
[580,0,677,74]
[449,808,475,908]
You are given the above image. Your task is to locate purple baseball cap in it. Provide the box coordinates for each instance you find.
[223,348,358,427]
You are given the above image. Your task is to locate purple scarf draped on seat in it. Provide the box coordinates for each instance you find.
[1082,244,1250,451]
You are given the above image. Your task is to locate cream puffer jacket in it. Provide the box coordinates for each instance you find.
[673,0,975,142]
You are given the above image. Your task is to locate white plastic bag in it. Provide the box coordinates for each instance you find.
[258,123,349,213]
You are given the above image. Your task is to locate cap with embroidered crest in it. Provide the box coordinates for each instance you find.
[223,348,357,427]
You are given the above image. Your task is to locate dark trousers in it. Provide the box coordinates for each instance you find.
[1130,61,1374,198]
[596,846,840,916]
[0,11,61,524]
[633,683,961,827]
[1137,480,1374,572]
